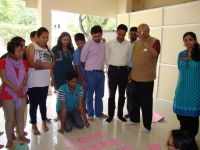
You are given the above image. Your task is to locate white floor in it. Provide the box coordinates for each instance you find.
[0,83,200,150]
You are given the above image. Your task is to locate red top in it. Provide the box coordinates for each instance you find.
[0,58,28,100]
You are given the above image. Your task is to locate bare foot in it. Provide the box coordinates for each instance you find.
[12,133,16,140]
[32,125,41,135]
[53,116,59,122]
[0,144,3,149]
[6,140,12,149]
[102,113,108,118]
[19,135,30,143]
[88,117,94,122]
[0,132,3,136]
[42,122,49,132]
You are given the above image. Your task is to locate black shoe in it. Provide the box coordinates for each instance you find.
[106,117,113,122]
[46,117,51,122]
[118,116,127,122]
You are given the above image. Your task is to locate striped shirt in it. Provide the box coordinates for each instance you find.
[56,83,84,111]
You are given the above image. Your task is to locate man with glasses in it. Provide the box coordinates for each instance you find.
[105,24,132,122]
[126,23,161,133]
[80,25,108,122]
[124,27,138,119]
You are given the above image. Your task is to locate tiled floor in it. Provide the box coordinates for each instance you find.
[0,81,200,149]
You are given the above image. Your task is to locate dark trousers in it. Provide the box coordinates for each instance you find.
[177,114,199,137]
[108,65,128,118]
[28,86,48,124]
[130,81,154,130]
[126,68,135,114]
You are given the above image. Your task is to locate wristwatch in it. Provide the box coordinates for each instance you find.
[85,120,88,123]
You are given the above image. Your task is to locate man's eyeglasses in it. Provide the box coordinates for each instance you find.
[167,141,178,149]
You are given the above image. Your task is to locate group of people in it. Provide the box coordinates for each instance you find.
[0,22,199,150]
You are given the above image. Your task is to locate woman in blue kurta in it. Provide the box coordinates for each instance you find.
[173,32,200,137]
[51,32,74,121]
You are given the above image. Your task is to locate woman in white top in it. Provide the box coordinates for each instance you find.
[26,27,54,135]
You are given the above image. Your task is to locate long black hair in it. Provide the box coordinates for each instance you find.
[171,129,199,150]
[56,32,74,53]
[183,32,200,61]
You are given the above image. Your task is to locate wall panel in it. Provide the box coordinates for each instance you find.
[163,3,200,25]
[129,9,162,27]
[157,66,179,102]
[161,25,200,65]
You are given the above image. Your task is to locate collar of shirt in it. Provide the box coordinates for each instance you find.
[113,38,127,44]
[91,39,103,44]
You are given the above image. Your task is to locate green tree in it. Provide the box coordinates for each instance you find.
[0,0,36,44]
[79,14,115,40]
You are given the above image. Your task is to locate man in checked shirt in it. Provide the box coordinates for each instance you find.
[126,23,161,133]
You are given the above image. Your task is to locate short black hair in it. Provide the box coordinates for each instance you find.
[91,25,102,34]
[36,27,49,37]
[65,70,78,81]
[117,24,128,32]
[171,129,199,150]
[74,33,85,42]
[30,31,37,38]
[7,41,22,54]
[11,36,25,43]
[130,27,137,32]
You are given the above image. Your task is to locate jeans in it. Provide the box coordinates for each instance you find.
[77,77,87,110]
[57,108,84,132]
[85,71,105,117]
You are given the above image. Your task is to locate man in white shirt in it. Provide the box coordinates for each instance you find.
[105,24,132,122]
[124,27,138,118]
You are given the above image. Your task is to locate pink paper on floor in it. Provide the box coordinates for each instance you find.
[88,144,101,150]
[77,136,89,144]
[108,138,120,145]
[117,145,135,150]
[87,134,98,141]
[64,140,76,148]
[148,143,161,150]
[77,147,87,150]
[98,140,111,148]
[95,131,107,138]
[140,111,164,123]
[152,111,164,123]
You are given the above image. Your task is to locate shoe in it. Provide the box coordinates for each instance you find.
[46,117,51,122]
[106,117,113,122]
[124,114,130,118]
[118,116,127,122]
[125,121,140,125]
[141,127,150,133]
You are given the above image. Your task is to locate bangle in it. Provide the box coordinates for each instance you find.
[20,86,24,89]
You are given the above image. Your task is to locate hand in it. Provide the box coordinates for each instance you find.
[85,121,90,128]
[43,62,54,69]
[81,79,86,87]
[57,128,64,134]
[102,38,106,43]
[16,91,23,98]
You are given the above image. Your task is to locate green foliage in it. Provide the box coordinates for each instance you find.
[0,0,36,43]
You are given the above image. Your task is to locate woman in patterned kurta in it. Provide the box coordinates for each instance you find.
[173,32,200,137]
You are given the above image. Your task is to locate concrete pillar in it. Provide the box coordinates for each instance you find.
[37,0,52,47]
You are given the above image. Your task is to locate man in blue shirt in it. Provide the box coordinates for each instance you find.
[73,33,87,112]
[56,70,90,133]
